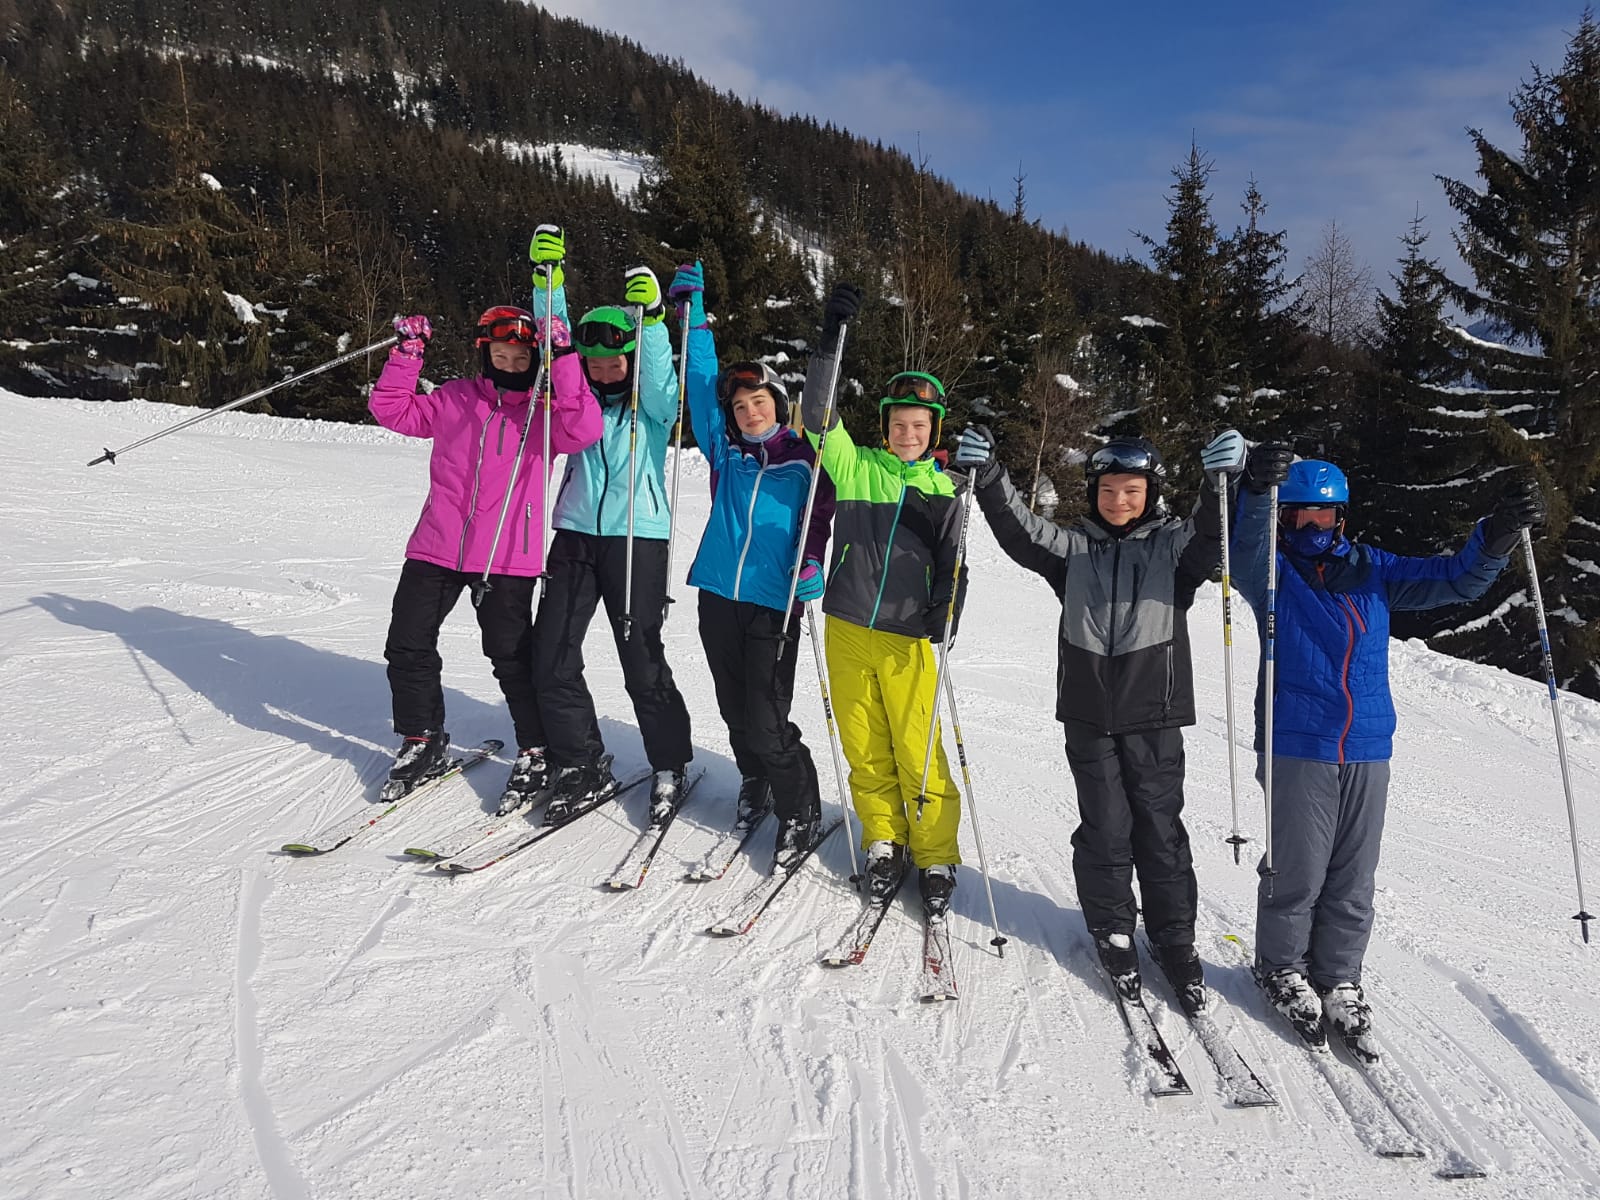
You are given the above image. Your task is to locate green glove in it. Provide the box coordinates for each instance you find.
[624,266,665,325]
[529,224,565,291]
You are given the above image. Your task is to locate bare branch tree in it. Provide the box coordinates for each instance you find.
[1302,219,1373,346]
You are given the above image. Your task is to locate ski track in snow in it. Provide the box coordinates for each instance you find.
[5,393,1600,1197]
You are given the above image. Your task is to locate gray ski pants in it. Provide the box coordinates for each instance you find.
[1255,755,1390,989]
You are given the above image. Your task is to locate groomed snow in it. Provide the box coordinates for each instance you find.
[4,391,1600,1198]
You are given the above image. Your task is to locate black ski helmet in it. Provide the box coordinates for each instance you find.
[717,361,790,439]
[1085,437,1166,518]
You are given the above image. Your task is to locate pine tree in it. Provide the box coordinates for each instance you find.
[1435,10,1600,692]
[1217,177,1302,436]
[1137,141,1230,486]
[1361,212,1475,558]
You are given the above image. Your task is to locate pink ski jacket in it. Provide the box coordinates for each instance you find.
[370,348,602,577]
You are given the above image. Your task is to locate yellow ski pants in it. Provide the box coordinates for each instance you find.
[824,616,961,868]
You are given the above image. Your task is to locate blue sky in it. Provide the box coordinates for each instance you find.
[537,0,1582,291]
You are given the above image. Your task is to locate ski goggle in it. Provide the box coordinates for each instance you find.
[884,373,945,405]
[1282,506,1343,530]
[717,362,788,404]
[575,320,634,352]
[474,308,537,347]
[1088,443,1162,476]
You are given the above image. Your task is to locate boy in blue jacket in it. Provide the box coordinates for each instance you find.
[528,230,693,824]
[1233,445,1543,1057]
[669,264,836,865]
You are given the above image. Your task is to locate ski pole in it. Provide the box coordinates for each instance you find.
[914,473,975,822]
[1218,473,1247,866]
[782,321,851,636]
[940,665,1008,957]
[472,369,546,607]
[87,335,396,465]
[804,600,861,882]
[1521,526,1595,942]
[620,304,645,642]
[537,264,556,600]
[662,302,691,623]
[1262,483,1279,899]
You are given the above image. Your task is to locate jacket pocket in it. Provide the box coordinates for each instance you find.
[647,474,661,516]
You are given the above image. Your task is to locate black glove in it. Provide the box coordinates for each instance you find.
[1484,476,1546,556]
[1243,441,1294,494]
[821,282,863,346]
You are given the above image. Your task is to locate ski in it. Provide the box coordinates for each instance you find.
[1340,1046,1489,1179]
[281,739,503,856]
[684,806,773,883]
[1223,934,1427,1161]
[707,817,842,937]
[1100,963,1192,1097]
[436,771,652,875]
[919,915,959,1003]
[605,770,704,891]
[1143,937,1275,1107]
[403,787,550,861]
[819,864,909,968]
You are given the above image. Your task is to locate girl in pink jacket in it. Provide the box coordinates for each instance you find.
[370,307,601,808]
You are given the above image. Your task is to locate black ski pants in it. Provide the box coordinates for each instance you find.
[532,530,692,771]
[697,590,821,825]
[1063,724,1198,948]
[384,557,543,748]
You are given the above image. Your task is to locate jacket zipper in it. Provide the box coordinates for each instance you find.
[732,446,768,602]
[595,404,614,536]
[457,393,502,570]
[523,502,532,555]
[1337,594,1367,762]
[1105,538,1122,729]
[867,475,908,630]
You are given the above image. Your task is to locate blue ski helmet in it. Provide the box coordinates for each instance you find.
[1279,460,1349,506]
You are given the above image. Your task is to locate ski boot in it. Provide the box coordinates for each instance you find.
[382,730,449,800]
[543,756,616,826]
[1094,931,1142,1000]
[648,767,689,828]
[773,810,821,871]
[864,840,908,902]
[1156,942,1208,1017]
[495,746,549,816]
[735,777,772,830]
[1262,967,1326,1046]
[1321,981,1378,1063]
[919,864,957,921]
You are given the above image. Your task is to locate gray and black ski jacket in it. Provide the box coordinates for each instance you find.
[973,465,1223,734]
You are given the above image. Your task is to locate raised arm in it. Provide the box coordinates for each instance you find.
[1230,441,1295,611]
[542,317,602,457]
[623,266,678,427]
[368,320,443,439]
[952,425,1070,591]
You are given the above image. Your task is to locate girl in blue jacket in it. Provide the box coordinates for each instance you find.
[668,264,836,867]
[529,232,693,824]
[1233,447,1541,1058]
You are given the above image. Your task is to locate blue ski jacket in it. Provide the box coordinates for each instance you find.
[534,282,676,539]
[1232,488,1510,763]
[683,325,833,612]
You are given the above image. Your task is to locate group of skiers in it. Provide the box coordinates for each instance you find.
[368,225,1549,1052]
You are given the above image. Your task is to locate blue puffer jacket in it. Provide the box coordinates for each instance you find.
[1233,489,1510,762]
[683,326,834,611]
[534,282,676,539]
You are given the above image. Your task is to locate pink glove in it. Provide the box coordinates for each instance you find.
[392,314,432,359]
[538,314,571,350]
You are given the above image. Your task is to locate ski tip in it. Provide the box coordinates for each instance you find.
[402,848,440,860]
[605,879,637,892]
[435,863,472,875]
[280,843,322,856]
[683,870,714,883]
[919,992,958,1004]
[706,924,744,938]
[819,957,856,970]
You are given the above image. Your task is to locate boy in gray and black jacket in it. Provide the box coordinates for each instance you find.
[953,426,1246,1012]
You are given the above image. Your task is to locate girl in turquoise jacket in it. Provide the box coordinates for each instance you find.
[527,229,692,824]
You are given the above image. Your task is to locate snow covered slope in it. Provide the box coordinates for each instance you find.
[4,392,1600,1199]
